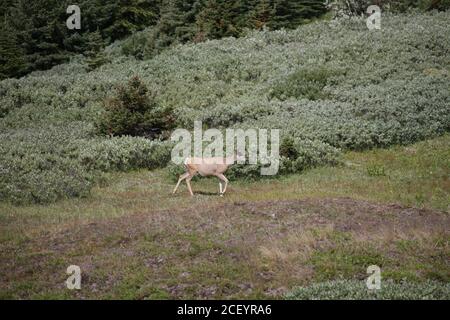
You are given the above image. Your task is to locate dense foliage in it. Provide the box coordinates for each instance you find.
[0,11,449,203]
[330,0,450,16]
[0,124,172,204]
[2,1,448,79]
[97,75,175,138]
[0,0,330,78]
[0,0,161,79]
[286,280,450,299]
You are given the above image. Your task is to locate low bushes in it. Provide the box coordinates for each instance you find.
[0,124,94,204]
[286,279,450,300]
[167,136,341,182]
[0,125,172,204]
[270,67,342,101]
[76,136,172,172]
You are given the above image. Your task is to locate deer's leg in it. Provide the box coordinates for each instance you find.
[219,181,223,195]
[186,176,194,196]
[173,172,190,194]
[217,174,229,195]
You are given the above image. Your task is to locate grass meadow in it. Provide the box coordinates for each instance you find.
[1,135,448,299]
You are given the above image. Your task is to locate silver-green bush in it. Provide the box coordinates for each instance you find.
[286,279,450,300]
[0,124,171,204]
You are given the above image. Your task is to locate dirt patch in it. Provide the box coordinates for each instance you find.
[16,198,448,251]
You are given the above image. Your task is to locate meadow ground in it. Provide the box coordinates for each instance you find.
[0,135,448,299]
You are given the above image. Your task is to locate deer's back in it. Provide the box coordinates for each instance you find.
[185,157,230,176]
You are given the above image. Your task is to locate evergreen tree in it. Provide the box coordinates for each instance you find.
[102,0,160,41]
[270,0,291,29]
[251,0,275,30]
[196,0,231,39]
[291,0,327,23]
[6,0,71,72]
[84,30,109,71]
[270,0,326,29]
[174,0,203,43]
[1,0,161,77]
[0,23,27,80]
[222,0,252,36]
[98,75,175,138]
[154,0,200,48]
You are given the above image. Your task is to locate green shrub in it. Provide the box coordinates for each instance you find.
[271,67,340,101]
[367,164,386,176]
[0,159,95,204]
[97,75,175,138]
[75,137,172,172]
[286,279,450,300]
[117,27,159,60]
[390,0,450,12]
[0,124,172,204]
[279,139,342,174]
[167,137,341,182]
[0,124,95,204]
[330,0,450,16]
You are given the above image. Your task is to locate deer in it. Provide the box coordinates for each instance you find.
[173,152,244,197]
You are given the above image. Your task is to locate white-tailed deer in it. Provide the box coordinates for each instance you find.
[173,153,244,196]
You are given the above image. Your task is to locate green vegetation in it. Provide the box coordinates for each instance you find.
[1,11,449,204]
[115,0,329,60]
[331,0,450,16]
[0,0,160,78]
[0,126,171,204]
[0,136,448,299]
[97,75,175,138]
[270,67,339,101]
[0,0,330,78]
[286,280,450,300]
[2,0,447,79]
[0,5,449,300]
[0,23,27,79]
[85,30,110,71]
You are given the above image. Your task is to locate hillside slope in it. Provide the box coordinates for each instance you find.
[0,11,449,204]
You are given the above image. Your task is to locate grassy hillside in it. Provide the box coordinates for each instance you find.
[1,11,449,204]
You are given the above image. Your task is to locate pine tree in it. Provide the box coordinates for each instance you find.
[221,0,252,36]
[196,0,231,39]
[269,0,292,29]
[290,0,327,24]
[98,75,175,137]
[85,30,109,71]
[155,0,201,46]
[251,0,275,30]
[102,0,159,41]
[6,0,70,72]
[174,0,203,43]
[270,0,326,29]
[0,23,27,80]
